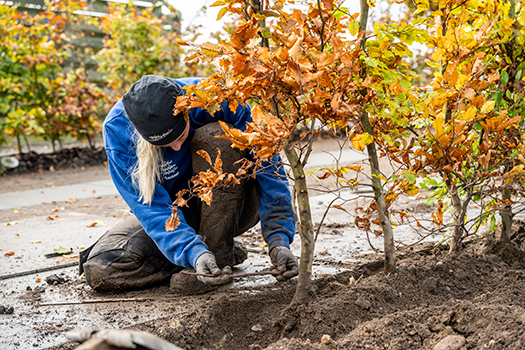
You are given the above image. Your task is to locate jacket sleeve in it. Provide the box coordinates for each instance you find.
[190,101,296,250]
[104,127,209,269]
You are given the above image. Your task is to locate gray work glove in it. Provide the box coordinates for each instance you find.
[270,246,299,281]
[195,252,232,286]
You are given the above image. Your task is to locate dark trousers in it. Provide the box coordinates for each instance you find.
[79,123,259,291]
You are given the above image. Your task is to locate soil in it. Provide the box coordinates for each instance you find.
[42,236,525,350]
[3,147,525,350]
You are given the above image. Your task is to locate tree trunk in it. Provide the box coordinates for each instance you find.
[21,128,31,154]
[361,114,396,273]
[446,179,464,251]
[359,0,395,273]
[15,133,23,156]
[284,141,315,305]
[499,188,512,243]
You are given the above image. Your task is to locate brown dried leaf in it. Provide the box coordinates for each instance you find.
[317,172,331,180]
[197,150,213,166]
[165,210,181,232]
[332,204,349,213]
[213,149,223,174]
[200,189,213,206]
[5,251,15,256]
[174,196,188,208]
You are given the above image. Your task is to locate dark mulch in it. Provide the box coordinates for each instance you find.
[2,147,107,175]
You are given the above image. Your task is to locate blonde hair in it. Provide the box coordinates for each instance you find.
[131,132,164,205]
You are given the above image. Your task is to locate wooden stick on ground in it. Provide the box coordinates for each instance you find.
[38,297,163,306]
[180,270,279,278]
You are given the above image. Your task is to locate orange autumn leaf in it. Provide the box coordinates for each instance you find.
[317,172,331,180]
[5,251,15,256]
[165,210,181,232]
[230,20,258,50]
[197,150,213,166]
[213,149,223,174]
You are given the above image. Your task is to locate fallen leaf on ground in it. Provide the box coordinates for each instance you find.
[35,278,41,283]
[53,246,72,255]
[86,220,106,227]
[47,215,58,220]
[5,252,15,256]
[29,240,42,244]
[65,198,77,204]
[4,221,19,226]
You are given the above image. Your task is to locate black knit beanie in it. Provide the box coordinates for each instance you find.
[122,75,187,146]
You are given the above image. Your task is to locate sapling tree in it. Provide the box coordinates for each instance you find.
[406,0,525,250]
[165,0,432,304]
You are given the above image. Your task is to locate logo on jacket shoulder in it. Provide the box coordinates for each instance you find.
[161,160,179,180]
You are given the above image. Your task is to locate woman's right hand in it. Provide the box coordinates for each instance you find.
[195,252,232,286]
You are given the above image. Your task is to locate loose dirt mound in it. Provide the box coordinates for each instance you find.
[46,233,525,350]
[44,235,523,350]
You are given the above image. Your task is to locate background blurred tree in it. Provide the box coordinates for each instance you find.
[0,0,102,151]
[95,1,187,93]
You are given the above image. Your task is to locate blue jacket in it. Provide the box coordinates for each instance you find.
[103,77,295,269]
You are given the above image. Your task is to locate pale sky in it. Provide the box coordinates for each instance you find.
[170,1,367,43]
[170,1,226,43]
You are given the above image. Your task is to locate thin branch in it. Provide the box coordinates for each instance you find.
[315,196,339,242]
[316,0,327,52]
[39,297,171,307]
[180,270,279,278]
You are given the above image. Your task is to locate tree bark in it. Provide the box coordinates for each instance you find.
[284,141,315,305]
[499,187,512,243]
[359,0,395,273]
[445,179,464,251]
[361,115,396,273]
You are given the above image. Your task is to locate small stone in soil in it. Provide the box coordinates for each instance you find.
[45,274,69,285]
[433,335,466,350]
[0,305,14,314]
[355,296,371,310]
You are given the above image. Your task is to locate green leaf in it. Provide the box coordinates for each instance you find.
[334,7,348,20]
[260,27,272,39]
[403,173,416,184]
[423,177,439,188]
[53,246,71,255]
[489,215,497,232]
[474,122,483,131]
[501,70,509,86]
